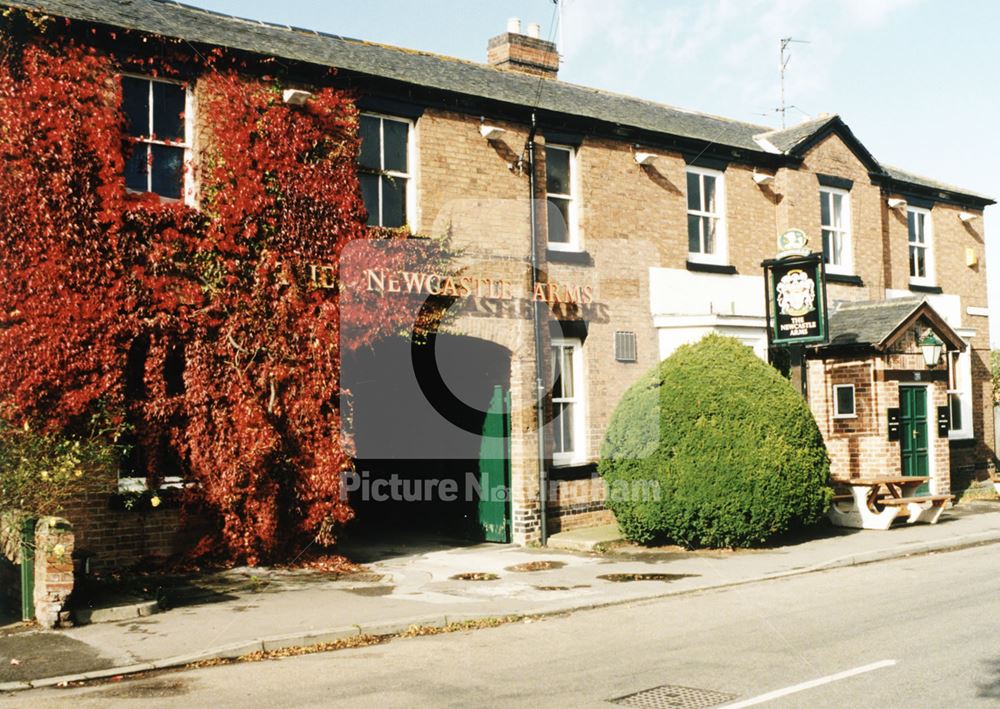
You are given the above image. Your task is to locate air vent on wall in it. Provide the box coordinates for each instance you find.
[614,331,637,363]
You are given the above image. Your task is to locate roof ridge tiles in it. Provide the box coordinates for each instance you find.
[151,0,771,134]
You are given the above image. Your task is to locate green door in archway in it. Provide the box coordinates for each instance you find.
[477,385,511,542]
[900,385,930,495]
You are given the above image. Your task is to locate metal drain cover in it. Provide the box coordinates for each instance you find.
[610,684,736,708]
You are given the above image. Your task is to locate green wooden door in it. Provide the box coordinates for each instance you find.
[477,385,511,543]
[899,386,930,494]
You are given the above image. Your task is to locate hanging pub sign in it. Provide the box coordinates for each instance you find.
[762,230,829,346]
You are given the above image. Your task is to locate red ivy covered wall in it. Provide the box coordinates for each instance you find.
[0,15,420,565]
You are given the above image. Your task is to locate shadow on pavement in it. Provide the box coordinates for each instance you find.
[0,631,113,683]
[337,528,485,565]
[978,658,1000,700]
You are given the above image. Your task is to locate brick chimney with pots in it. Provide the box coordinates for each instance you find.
[487,18,559,79]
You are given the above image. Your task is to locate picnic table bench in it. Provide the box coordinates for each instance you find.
[827,476,952,530]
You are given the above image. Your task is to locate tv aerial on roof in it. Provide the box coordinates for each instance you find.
[778,37,810,129]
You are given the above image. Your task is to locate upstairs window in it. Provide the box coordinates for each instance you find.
[551,338,585,465]
[686,167,726,264]
[122,76,190,201]
[358,113,412,228]
[545,145,578,250]
[907,207,934,286]
[820,187,852,274]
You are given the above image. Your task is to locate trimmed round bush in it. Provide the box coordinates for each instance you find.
[599,334,831,548]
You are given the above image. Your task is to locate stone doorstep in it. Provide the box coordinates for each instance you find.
[546,523,623,552]
[72,599,160,625]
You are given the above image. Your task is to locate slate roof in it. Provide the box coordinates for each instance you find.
[881,164,994,204]
[824,298,965,352]
[755,115,838,154]
[827,299,924,348]
[5,0,994,205]
[5,0,771,152]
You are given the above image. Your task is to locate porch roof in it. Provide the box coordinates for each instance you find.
[823,298,966,353]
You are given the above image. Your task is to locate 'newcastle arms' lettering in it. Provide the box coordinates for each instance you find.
[363,269,593,305]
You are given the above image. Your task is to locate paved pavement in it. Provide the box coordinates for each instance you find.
[2,502,1000,692]
[10,541,1000,708]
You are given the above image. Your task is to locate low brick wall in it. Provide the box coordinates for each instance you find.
[62,491,204,570]
[546,475,614,534]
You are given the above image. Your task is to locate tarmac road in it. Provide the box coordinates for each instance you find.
[6,542,1000,708]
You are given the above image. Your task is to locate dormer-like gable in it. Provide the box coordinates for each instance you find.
[754,115,881,177]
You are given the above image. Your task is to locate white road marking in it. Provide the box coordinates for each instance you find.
[721,659,898,708]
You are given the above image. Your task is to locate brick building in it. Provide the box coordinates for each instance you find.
[4,0,995,562]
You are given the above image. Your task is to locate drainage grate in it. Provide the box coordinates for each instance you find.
[598,573,696,583]
[505,560,567,572]
[610,684,736,709]
[450,572,500,581]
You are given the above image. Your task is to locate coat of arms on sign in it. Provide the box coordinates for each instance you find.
[776,269,816,317]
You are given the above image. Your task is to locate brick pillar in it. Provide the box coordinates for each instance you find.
[509,353,542,544]
[33,517,75,629]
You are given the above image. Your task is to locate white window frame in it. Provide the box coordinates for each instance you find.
[359,112,416,229]
[686,166,728,265]
[832,384,856,419]
[118,475,184,493]
[907,206,935,287]
[550,337,586,466]
[121,74,196,207]
[545,144,580,251]
[820,186,852,275]
[947,349,974,439]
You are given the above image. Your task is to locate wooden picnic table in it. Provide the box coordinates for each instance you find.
[827,476,952,530]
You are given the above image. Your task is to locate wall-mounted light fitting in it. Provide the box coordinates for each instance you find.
[634,152,658,165]
[965,247,979,268]
[752,171,774,185]
[480,125,506,140]
[282,89,313,106]
[887,198,907,210]
[918,331,944,368]
[959,211,975,222]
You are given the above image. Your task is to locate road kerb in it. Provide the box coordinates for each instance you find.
[261,629,357,652]
[0,681,31,692]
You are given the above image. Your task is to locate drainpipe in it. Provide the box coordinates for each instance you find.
[525,112,548,545]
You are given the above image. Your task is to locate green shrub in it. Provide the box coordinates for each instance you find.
[599,334,831,547]
[0,411,123,519]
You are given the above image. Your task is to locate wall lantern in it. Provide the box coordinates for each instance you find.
[634,151,658,165]
[918,332,944,368]
[480,124,506,140]
[887,198,907,210]
[282,89,313,106]
[752,170,774,185]
[959,211,975,223]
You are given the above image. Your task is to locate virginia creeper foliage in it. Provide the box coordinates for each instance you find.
[0,19,419,564]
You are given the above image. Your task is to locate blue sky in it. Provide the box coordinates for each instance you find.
[185,0,999,345]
